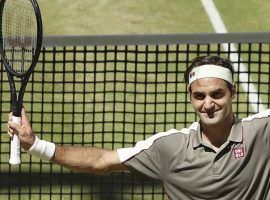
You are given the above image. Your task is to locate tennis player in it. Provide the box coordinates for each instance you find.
[8,55,270,199]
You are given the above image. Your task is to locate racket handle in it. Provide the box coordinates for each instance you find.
[9,116,21,165]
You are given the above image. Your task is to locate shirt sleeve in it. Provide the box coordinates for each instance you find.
[242,109,270,152]
[117,129,179,181]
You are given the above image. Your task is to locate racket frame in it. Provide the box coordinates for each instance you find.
[0,0,43,164]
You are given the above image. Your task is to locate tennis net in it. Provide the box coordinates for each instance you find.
[0,33,269,200]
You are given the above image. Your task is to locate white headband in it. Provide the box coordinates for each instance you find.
[188,64,233,86]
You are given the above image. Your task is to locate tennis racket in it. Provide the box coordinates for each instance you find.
[0,0,43,165]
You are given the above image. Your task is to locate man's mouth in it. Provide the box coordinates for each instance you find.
[203,111,217,118]
[207,112,215,118]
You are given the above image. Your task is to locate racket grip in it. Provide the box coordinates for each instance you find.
[9,116,21,165]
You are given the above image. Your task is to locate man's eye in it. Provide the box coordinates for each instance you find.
[193,94,205,100]
[212,92,224,99]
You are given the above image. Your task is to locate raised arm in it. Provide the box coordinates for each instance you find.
[52,145,127,174]
[7,108,128,174]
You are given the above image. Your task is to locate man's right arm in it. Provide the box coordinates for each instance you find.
[52,145,128,174]
[7,108,128,175]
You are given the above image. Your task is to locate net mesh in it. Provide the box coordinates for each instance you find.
[0,34,269,200]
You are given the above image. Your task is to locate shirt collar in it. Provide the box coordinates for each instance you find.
[228,117,243,143]
[193,116,243,148]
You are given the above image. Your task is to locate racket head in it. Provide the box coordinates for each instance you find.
[0,0,43,78]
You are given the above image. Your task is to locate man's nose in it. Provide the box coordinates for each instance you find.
[204,96,215,110]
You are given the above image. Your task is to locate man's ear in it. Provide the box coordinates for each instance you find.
[188,86,192,101]
[231,83,237,99]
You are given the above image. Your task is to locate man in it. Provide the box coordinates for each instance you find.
[8,55,270,199]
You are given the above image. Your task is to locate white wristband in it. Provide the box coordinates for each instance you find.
[28,136,56,161]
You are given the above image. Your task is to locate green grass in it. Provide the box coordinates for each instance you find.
[215,0,270,32]
[38,0,270,35]
[39,0,212,35]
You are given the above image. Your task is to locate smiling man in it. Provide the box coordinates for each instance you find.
[8,55,270,199]
[186,56,237,151]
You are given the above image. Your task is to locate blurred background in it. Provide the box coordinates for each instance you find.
[39,0,270,35]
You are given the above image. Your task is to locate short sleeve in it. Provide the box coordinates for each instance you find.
[117,129,179,180]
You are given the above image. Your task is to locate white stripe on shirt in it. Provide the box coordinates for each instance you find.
[117,122,199,163]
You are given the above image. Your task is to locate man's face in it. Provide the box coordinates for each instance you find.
[189,78,236,127]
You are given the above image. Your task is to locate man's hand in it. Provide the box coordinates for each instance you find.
[8,108,36,150]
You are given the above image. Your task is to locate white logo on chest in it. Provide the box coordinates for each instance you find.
[233,147,245,158]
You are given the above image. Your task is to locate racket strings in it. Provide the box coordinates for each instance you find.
[2,0,37,74]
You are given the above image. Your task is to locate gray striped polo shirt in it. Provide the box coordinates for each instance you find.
[117,109,270,200]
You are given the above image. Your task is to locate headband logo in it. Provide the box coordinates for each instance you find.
[189,71,195,78]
